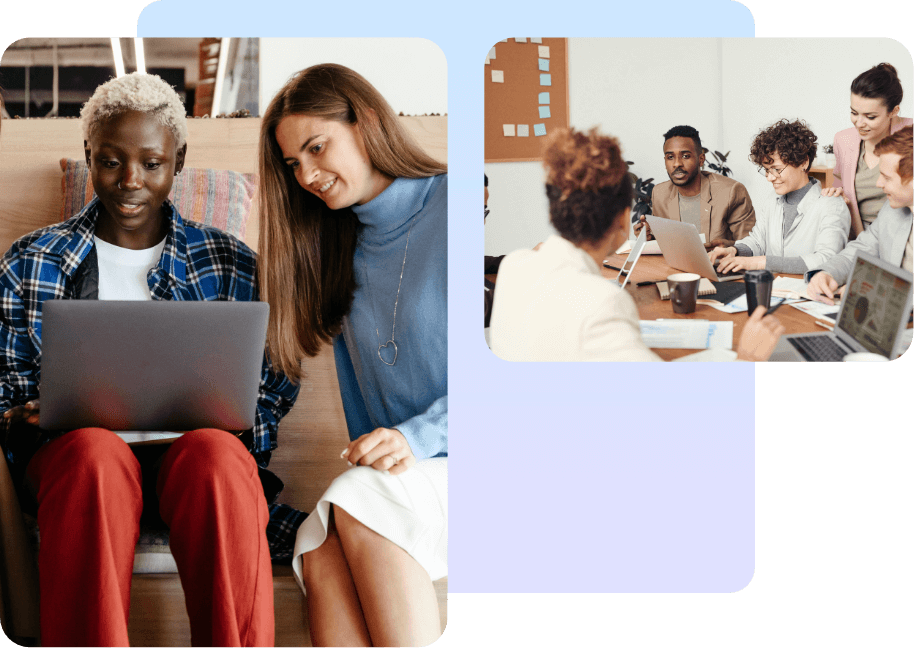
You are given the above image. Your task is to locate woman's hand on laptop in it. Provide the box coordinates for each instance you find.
[716,254,765,274]
[3,399,40,426]
[736,307,786,362]
[708,245,736,264]
[341,427,416,476]
[807,271,841,305]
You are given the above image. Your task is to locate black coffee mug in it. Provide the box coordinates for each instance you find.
[744,269,774,313]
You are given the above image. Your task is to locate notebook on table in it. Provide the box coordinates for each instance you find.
[768,251,913,362]
[39,300,269,434]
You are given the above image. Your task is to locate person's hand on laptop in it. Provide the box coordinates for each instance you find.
[708,245,736,264]
[807,271,844,305]
[3,399,39,426]
[341,427,416,476]
[715,253,765,274]
[632,215,654,240]
[736,307,786,362]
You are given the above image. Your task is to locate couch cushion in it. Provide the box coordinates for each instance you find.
[59,158,257,242]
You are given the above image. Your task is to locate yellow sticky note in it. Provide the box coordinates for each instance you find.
[503,124,516,137]
[538,45,550,58]
[491,70,504,83]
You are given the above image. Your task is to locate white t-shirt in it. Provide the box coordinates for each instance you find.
[93,235,166,300]
[93,235,179,443]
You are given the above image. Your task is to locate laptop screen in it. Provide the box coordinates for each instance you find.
[836,255,912,357]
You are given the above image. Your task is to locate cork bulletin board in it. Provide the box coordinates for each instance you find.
[484,38,569,162]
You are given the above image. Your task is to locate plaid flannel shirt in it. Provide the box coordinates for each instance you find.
[0,198,307,560]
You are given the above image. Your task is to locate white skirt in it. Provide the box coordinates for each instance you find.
[291,457,448,591]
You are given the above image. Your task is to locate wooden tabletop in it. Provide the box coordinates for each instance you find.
[602,253,826,360]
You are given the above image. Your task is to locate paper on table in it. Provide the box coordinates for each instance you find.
[538,45,550,58]
[503,124,516,136]
[491,70,504,83]
[790,300,840,321]
[640,320,711,349]
[517,124,530,137]
[773,276,811,299]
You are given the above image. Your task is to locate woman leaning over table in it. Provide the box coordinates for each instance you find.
[489,127,784,362]
[823,63,912,237]
[257,64,446,647]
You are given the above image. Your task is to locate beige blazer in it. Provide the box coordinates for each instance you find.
[651,171,756,242]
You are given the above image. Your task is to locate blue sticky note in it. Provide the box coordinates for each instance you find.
[540,74,552,86]
[538,92,550,105]
[534,124,547,137]
[538,58,549,72]
[538,106,551,119]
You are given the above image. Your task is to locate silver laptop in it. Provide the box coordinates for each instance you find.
[769,251,914,362]
[40,300,269,431]
[646,215,743,282]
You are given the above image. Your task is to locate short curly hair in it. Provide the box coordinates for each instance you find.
[749,119,817,172]
[80,72,188,148]
[542,127,632,246]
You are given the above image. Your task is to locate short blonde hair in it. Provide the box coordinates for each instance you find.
[80,72,188,147]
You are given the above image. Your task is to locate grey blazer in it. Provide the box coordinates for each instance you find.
[816,202,913,285]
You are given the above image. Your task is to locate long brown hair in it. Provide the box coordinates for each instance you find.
[258,63,446,380]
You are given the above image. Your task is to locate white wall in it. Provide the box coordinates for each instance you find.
[722,38,913,202]
[259,38,448,116]
[486,37,913,256]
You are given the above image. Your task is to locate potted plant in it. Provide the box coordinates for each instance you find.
[823,144,835,168]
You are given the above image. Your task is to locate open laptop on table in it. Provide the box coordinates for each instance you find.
[39,301,269,435]
[768,251,913,362]
[646,215,745,282]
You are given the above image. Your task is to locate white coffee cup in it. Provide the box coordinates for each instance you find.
[843,352,889,362]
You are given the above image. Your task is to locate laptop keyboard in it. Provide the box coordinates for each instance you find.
[788,336,849,362]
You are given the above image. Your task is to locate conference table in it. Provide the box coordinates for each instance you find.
[601,252,827,360]
[487,250,911,361]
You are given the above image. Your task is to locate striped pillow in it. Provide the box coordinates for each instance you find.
[59,159,257,242]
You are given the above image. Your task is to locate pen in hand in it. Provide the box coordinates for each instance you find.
[765,297,787,316]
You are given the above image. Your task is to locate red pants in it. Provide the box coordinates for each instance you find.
[26,428,274,647]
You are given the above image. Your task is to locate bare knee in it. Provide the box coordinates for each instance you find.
[300,516,347,582]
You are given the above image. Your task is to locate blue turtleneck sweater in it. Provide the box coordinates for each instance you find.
[336,175,448,460]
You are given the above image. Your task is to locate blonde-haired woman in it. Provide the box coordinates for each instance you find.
[490,127,784,362]
[258,64,446,646]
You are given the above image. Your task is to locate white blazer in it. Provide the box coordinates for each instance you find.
[489,235,661,362]
[737,179,851,269]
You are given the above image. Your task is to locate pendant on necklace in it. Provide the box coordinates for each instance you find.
[378,340,398,366]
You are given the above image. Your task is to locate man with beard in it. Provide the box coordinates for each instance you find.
[635,125,756,249]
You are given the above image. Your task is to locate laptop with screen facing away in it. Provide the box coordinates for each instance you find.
[39,300,268,431]
[768,251,914,362]
[645,215,744,282]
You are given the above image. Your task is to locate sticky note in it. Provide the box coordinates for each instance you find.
[515,38,527,43]
[488,47,496,60]
[485,56,490,65]
[503,124,516,137]
[540,74,552,86]
[538,45,550,58]
[531,38,543,44]
[491,70,504,83]
[534,124,547,137]
[539,106,551,119]
[538,92,550,104]
[517,124,530,137]
[538,58,549,72]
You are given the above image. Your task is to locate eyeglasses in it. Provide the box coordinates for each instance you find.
[757,165,787,178]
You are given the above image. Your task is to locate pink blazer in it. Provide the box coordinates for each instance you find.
[832,117,912,230]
